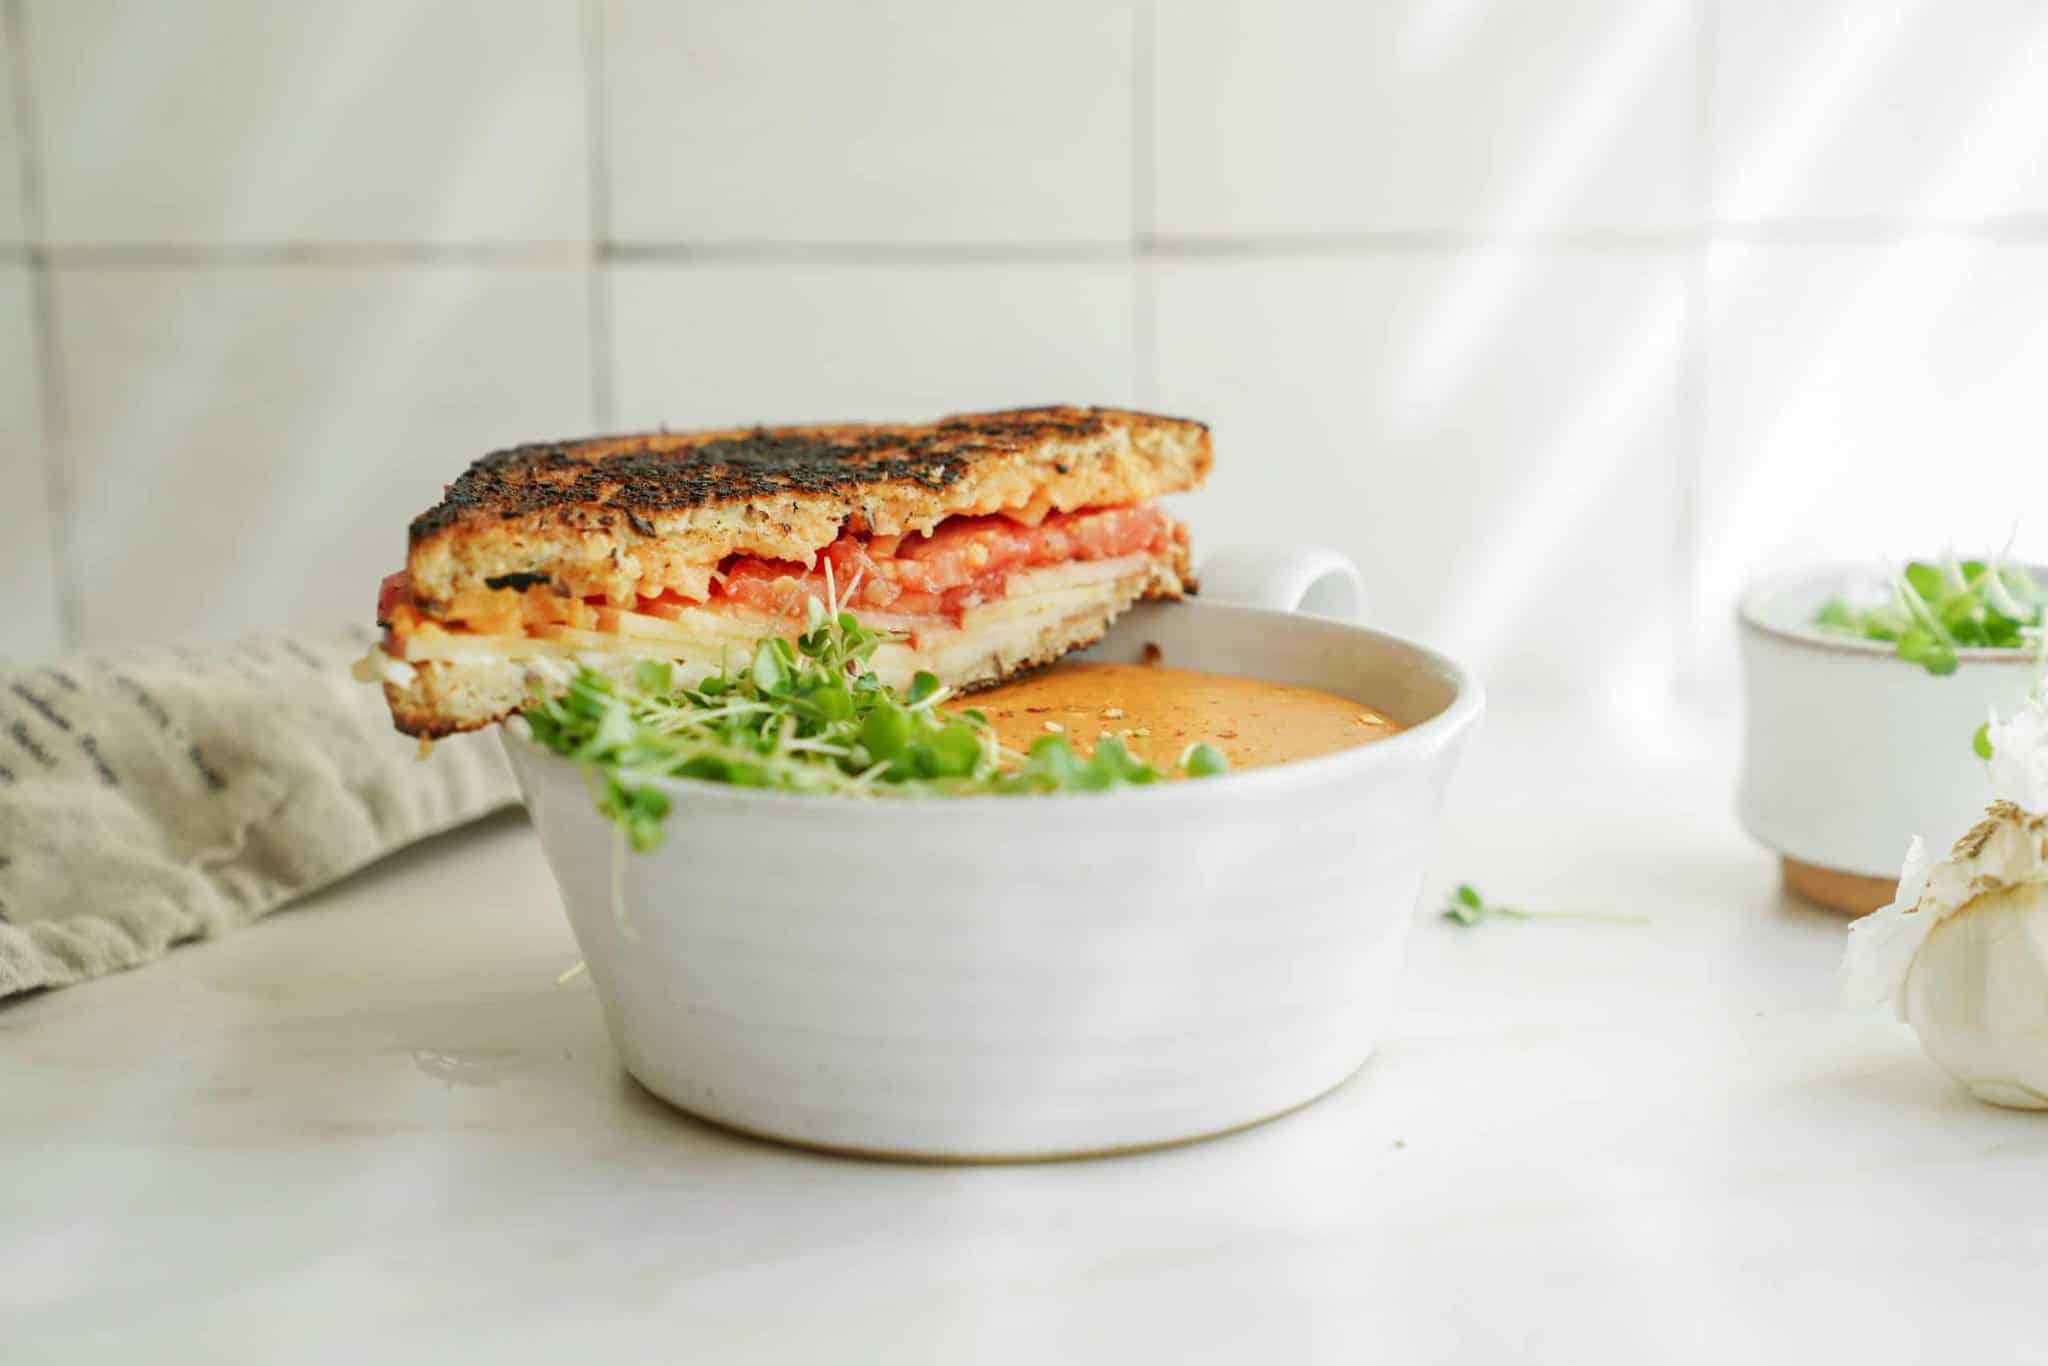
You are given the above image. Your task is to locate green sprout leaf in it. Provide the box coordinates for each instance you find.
[1443,882,1487,926]
[1815,556,2043,677]
[750,639,788,694]
[1974,722,1996,761]
[517,594,1235,847]
[635,658,674,697]
[1813,599,1857,632]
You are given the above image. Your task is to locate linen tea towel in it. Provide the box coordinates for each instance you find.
[0,628,517,998]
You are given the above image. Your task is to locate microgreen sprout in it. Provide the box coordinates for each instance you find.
[1441,883,1648,928]
[1816,556,2048,757]
[1816,557,2045,678]
[520,591,1232,848]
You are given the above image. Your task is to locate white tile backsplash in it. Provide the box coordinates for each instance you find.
[1,17,24,244]
[1152,0,1697,238]
[608,261,1136,429]
[1691,236,2048,687]
[1156,250,1687,697]
[55,264,591,646]
[3,1,2044,700]
[27,0,589,246]
[602,0,1135,246]
[1,265,61,660]
[1713,0,2048,223]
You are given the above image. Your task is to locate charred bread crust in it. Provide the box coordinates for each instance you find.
[405,406,1210,610]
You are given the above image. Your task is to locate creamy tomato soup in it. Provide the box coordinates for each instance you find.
[955,662,1398,774]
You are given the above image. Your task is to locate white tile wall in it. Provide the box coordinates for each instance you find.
[1156,250,1687,696]
[603,0,1135,246]
[1691,235,2048,685]
[54,265,591,645]
[6,0,2046,708]
[1713,0,2048,223]
[609,262,1136,428]
[1,16,24,244]
[1153,0,1697,238]
[1,265,61,661]
[27,0,589,246]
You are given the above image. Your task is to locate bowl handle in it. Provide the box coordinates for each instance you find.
[1197,545,1368,623]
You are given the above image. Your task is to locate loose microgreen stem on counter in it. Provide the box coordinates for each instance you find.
[1441,883,1649,928]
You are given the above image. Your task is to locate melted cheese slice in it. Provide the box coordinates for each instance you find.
[390,554,1156,691]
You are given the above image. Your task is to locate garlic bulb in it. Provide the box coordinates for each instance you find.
[1903,872,2048,1108]
[1842,690,2048,1110]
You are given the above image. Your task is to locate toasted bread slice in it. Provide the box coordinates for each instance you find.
[406,406,1210,608]
[372,406,1210,737]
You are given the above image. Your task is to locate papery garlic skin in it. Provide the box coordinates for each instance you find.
[1841,836,1937,1016]
[1984,691,2048,812]
[1903,881,2048,1109]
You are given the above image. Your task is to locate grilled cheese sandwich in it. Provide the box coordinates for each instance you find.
[369,406,1211,736]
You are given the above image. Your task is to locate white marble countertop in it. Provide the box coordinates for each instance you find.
[5,700,2041,1364]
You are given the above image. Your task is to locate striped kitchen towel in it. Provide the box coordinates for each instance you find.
[0,628,517,998]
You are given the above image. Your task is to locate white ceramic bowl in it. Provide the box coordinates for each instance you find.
[1739,567,2040,899]
[504,547,1483,1161]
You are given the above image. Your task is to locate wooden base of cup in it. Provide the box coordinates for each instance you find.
[1781,856,1896,917]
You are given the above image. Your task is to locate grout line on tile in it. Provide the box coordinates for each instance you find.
[586,257,614,429]
[1131,0,1153,248]
[601,241,1135,265]
[579,0,613,427]
[1,0,27,234]
[1144,229,1703,255]
[1672,0,1714,704]
[1706,216,2048,242]
[22,252,72,643]
[4,0,79,648]
[23,222,2027,275]
[1133,258,1156,409]
[1694,0,1717,230]
[601,233,1709,264]
[1130,1,1156,409]
[36,243,589,267]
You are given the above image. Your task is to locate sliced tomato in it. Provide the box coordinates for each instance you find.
[719,558,814,616]
[377,571,412,624]
[887,588,946,617]
[713,504,1173,623]
[894,515,1036,583]
[635,594,689,621]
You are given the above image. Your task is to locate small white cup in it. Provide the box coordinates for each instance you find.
[1738,566,2040,912]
